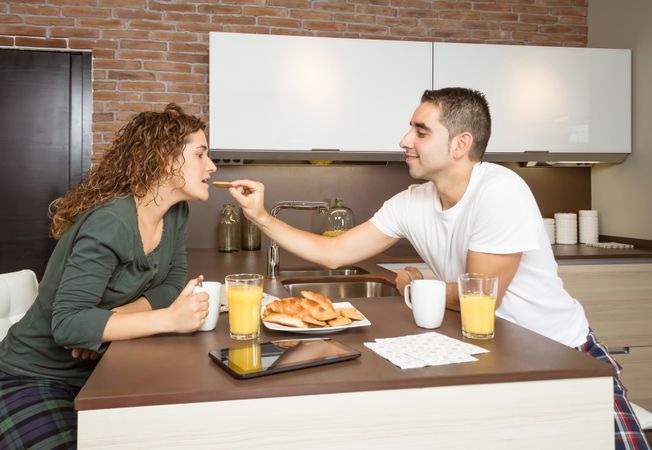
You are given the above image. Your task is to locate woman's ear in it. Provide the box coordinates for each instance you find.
[161,154,184,188]
[166,151,184,173]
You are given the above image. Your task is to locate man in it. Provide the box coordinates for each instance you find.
[229,88,649,449]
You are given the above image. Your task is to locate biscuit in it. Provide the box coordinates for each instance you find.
[211,181,233,188]
[328,316,352,327]
[339,307,364,321]
[302,316,328,327]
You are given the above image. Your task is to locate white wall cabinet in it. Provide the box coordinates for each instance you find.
[209,32,431,155]
[433,43,631,156]
[209,33,630,161]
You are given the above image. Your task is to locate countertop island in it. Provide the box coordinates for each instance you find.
[76,249,616,449]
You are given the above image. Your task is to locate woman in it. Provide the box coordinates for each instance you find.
[0,104,216,448]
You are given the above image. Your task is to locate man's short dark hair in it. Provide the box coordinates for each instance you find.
[421,88,491,161]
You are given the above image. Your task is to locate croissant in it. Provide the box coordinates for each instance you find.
[266,297,307,315]
[263,293,364,329]
[264,313,308,328]
[300,290,335,312]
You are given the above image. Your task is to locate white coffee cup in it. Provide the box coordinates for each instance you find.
[404,279,446,329]
[193,281,221,331]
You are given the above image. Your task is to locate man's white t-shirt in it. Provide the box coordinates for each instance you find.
[370,162,589,348]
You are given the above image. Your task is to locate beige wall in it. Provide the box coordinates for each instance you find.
[589,0,652,239]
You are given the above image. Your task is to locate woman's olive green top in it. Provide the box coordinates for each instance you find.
[0,196,188,387]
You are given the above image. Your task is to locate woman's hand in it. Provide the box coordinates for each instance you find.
[228,179,268,224]
[165,276,209,333]
[395,266,424,294]
[69,348,100,360]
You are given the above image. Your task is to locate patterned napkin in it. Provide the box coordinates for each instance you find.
[364,332,489,369]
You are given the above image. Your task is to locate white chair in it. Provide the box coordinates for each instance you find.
[0,269,39,341]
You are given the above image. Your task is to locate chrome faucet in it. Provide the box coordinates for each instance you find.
[268,200,329,279]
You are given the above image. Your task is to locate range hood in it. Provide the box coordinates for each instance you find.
[209,149,405,164]
[487,151,629,166]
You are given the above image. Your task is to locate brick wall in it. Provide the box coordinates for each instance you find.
[0,0,587,159]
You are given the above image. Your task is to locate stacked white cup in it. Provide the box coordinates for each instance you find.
[579,210,599,244]
[555,213,578,245]
[543,218,555,244]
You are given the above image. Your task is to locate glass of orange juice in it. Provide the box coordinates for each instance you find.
[225,273,264,340]
[457,273,498,340]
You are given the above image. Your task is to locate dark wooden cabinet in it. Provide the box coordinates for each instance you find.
[0,49,91,279]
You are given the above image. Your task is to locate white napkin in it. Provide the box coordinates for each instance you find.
[364,332,489,370]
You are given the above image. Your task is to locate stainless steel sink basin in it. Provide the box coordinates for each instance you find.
[281,276,399,299]
[278,266,369,278]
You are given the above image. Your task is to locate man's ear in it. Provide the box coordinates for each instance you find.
[451,131,474,160]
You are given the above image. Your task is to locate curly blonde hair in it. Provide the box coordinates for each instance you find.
[49,103,206,239]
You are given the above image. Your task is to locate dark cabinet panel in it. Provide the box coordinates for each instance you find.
[0,49,91,279]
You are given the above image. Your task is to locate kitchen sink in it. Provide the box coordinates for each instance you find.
[278,266,369,278]
[281,276,400,299]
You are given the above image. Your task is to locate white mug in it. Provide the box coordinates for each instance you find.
[193,281,221,331]
[404,279,446,329]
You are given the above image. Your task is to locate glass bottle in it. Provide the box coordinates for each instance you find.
[217,204,240,253]
[240,208,261,251]
[322,198,354,237]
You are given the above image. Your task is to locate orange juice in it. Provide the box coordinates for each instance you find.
[460,293,496,339]
[229,343,262,373]
[228,285,263,337]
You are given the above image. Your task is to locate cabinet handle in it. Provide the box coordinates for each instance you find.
[608,346,630,355]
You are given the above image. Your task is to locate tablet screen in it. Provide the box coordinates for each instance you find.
[209,338,360,379]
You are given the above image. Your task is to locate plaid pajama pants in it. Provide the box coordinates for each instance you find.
[0,370,80,450]
[578,331,650,450]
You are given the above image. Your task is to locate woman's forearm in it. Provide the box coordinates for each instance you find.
[101,309,173,342]
[102,278,208,342]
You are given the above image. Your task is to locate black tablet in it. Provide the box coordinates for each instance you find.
[208,338,361,379]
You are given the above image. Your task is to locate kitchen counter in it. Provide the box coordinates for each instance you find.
[383,239,652,263]
[553,243,652,261]
[75,249,615,449]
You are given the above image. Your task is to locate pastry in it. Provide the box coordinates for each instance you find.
[300,290,335,312]
[262,293,364,328]
[264,313,308,328]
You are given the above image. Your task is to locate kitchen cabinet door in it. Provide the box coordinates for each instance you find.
[433,43,631,155]
[558,263,652,348]
[209,33,431,156]
[558,263,652,408]
[617,347,652,411]
[0,49,91,279]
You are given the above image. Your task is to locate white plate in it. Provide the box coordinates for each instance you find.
[218,286,279,313]
[261,301,371,334]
